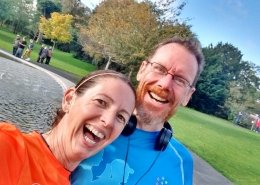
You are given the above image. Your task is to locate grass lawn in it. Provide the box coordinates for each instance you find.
[171,107,260,185]
[0,28,96,80]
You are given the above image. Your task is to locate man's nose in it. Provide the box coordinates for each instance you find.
[158,73,173,89]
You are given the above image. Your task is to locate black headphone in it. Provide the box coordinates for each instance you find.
[121,115,173,151]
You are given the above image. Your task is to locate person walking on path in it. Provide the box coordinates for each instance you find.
[22,39,34,60]
[45,46,53,65]
[15,36,27,58]
[255,116,260,133]
[36,44,45,63]
[12,35,21,55]
[234,111,243,125]
[39,46,48,64]
[71,36,205,185]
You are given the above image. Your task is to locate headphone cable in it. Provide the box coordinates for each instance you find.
[122,137,130,184]
[122,138,163,185]
[134,150,162,185]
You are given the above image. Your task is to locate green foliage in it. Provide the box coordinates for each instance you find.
[0,0,11,24]
[147,0,186,24]
[37,0,61,18]
[189,43,260,120]
[172,107,260,185]
[39,12,73,49]
[60,0,91,27]
[47,49,96,79]
[0,0,36,34]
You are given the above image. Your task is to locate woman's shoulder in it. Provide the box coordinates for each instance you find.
[0,122,26,165]
[0,122,21,132]
[0,122,26,146]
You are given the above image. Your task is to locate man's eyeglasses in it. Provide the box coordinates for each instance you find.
[147,61,192,88]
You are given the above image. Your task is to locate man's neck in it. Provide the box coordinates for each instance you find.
[135,113,165,131]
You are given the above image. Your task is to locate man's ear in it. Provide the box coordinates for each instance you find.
[62,88,76,112]
[136,61,149,81]
[181,87,196,106]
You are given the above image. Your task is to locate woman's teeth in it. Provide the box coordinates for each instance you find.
[85,124,105,139]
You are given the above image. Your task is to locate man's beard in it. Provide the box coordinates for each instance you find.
[135,81,176,126]
[135,103,166,126]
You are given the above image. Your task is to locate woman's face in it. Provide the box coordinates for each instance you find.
[60,77,135,161]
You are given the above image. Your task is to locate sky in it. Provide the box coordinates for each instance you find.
[82,0,260,66]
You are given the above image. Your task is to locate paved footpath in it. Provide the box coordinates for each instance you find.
[0,49,233,185]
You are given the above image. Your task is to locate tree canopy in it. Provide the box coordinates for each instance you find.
[39,12,73,49]
[189,42,260,120]
[79,0,193,71]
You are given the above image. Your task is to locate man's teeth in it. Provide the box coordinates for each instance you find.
[85,124,105,139]
[150,92,167,102]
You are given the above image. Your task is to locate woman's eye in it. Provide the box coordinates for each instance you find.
[96,99,107,107]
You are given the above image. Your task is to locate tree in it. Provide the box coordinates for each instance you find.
[37,0,61,19]
[225,61,260,118]
[35,0,62,42]
[0,0,36,34]
[148,0,186,24]
[79,0,192,73]
[51,0,91,59]
[80,0,157,70]
[60,0,91,27]
[189,43,260,120]
[0,0,13,26]
[39,12,73,49]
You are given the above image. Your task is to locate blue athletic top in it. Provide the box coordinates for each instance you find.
[71,128,193,185]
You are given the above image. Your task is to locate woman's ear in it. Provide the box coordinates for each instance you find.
[62,88,76,112]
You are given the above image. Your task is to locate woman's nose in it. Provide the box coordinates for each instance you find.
[100,111,115,127]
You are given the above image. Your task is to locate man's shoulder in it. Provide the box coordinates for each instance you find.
[168,137,192,157]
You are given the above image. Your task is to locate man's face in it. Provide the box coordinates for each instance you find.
[136,43,198,122]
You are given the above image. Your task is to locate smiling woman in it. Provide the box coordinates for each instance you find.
[0,70,136,185]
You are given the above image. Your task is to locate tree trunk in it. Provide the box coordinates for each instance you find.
[128,68,133,79]
[36,32,43,43]
[33,30,39,42]
[52,41,56,51]
[105,56,112,69]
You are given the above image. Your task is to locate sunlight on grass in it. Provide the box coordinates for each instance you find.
[170,107,260,185]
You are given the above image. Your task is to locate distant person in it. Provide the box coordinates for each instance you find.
[39,46,48,63]
[12,34,21,55]
[22,39,34,60]
[234,111,243,125]
[0,70,136,185]
[255,116,260,133]
[36,44,45,63]
[45,46,53,65]
[72,36,205,185]
[15,36,27,58]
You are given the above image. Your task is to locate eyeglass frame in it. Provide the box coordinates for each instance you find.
[146,60,193,89]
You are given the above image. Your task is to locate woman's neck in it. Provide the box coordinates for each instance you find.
[42,129,78,172]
